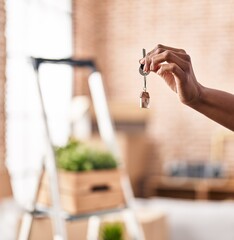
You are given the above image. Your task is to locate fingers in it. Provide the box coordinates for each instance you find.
[149,51,190,72]
[139,44,191,73]
[139,44,186,63]
[157,63,184,80]
[155,44,186,54]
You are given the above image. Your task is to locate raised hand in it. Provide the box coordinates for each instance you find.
[139,44,202,106]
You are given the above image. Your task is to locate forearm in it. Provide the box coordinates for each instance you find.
[188,85,234,131]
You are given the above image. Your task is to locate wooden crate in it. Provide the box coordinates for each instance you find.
[83,133,153,197]
[38,169,125,214]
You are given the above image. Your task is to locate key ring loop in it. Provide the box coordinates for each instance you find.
[139,64,149,76]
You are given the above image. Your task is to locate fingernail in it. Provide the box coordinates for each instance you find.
[139,59,144,64]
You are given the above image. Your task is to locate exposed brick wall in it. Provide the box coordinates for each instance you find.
[0,0,6,168]
[73,1,234,176]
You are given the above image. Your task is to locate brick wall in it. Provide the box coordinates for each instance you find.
[0,0,6,167]
[73,1,234,175]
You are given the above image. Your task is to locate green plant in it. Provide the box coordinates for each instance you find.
[100,222,124,240]
[55,139,117,172]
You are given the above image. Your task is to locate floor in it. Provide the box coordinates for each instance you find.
[136,198,234,240]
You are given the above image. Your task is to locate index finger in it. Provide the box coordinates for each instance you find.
[155,44,186,54]
[139,44,186,64]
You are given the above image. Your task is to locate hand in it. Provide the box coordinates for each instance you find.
[139,44,202,106]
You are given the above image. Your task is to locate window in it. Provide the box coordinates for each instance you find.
[5,0,72,205]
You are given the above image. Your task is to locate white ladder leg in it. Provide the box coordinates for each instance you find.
[122,209,145,240]
[87,216,101,240]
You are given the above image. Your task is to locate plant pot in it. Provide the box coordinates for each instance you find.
[38,169,125,214]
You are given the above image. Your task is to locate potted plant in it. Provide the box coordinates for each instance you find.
[38,139,125,214]
[100,222,125,240]
[55,139,117,172]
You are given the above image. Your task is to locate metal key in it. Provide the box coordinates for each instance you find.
[139,49,149,77]
[139,48,150,109]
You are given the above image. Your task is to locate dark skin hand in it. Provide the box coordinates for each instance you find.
[139,44,234,131]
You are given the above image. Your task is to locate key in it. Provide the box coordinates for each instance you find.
[139,49,149,76]
[139,48,150,109]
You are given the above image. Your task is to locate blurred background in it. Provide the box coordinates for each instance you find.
[1,0,234,240]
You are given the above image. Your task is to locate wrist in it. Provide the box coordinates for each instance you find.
[185,83,205,109]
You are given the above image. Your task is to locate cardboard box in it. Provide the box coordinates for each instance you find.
[38,169,125,214]
[100,209,168,240]
[23,217,87,240]
[116,133,152,197]
[137,209,168,240]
